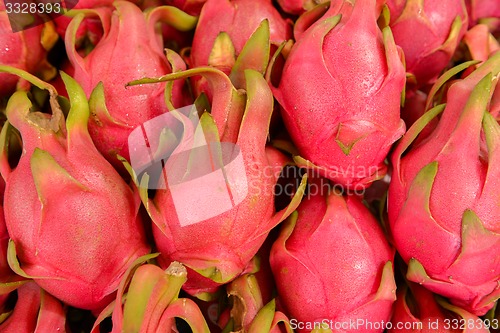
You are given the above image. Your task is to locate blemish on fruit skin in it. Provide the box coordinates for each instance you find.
[282,268,289,275]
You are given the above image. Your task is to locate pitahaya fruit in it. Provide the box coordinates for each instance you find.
[92,254,210,333]
[65,1,197,171]
[217,235,278,332]
[275,0,329,16]
[389,280,490,333]
[0,4,58,97]
[388,51,500,316]
[127,68,306,298]
[272,0,406,190]
[0,176,25,311]
[459,24,500,79]
[276,0,387,16]
[463,24,500,64]
[218,271,295,333]
[163,0,208,15]
[189,0,292,94]
[0,67,150,311]
[52,0,112,43]
[465,0,500,32]
[269,177,396,333]
[386,0,468,89]
[0,282,66,333]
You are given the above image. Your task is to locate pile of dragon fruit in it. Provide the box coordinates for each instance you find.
[0,0,500,331]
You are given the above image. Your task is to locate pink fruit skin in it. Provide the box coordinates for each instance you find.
[0,282,67,333]
[190,0,292,70]
[142,69,303,297]
[270,179,395,333]
[52,0,144,42]
[388,52,500,316]
[389,284,447,333]
[0,10,56,97]
[276,0,316,15]
[163,0,207,15]
[401,90,438,143]
[386,0,468,88]
[389,282,490,333]
[1,76,149,311]
[465,0,500,30]
[273,0,405,189]
[54,15,105,49]
[152,133,291,296]
[276,0,386,16]
[65,1,187,170]
[0,177,11,309]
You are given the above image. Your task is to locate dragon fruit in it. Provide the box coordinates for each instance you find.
[190,0,292,94]
[459,24,500,79]
[52,0,112,43]
[275,0,329,16]
[92,254,210,333]
[0,5,58,97]
[386,0,468,89]
[0,68,150,311]
[269,177,396,333]
[0,176,25,311]
[163,0,208,15]
[191,0,291,67]
[218,271,295,333]
[388,51,500,316]
[389,280,490,333]
[465,0,500,32]
[276,0,387,16]
[65,1,197,171]
[272,0,405,189]
[463,24,500,64]
[217,235,280,332]
[127,68,306,298]
[0,282,66,333]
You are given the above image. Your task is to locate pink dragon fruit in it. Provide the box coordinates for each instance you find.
[386,0,468,89]
[163,0,208,15]
[191,0,291,66]
[0,5,58,97]
[65,1,197,171]
[276,0,386,16]
[217,234,280,332]
[52,0,147,46]
[270,177,396,333]
[463,24,500,64]
[272,0,406,190]
[388,51,500,316]
[389,280,490,333]
[127,68,306,298]
[275,0,329,16]
[0,176,25,311]
[92,254,210,333]
[465,0,500,32]
[459,24,500,79]
[190,0,292,93]
[0,67,150,311]
[0,282,66,332]
[218,271,295,333]
[52,0,111,42]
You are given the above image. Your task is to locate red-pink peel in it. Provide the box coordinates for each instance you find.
[0,68,150,311]
[65,1,197,171]
[388,51,500,316]
[270,177,396,333]
[273,0,406,189]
